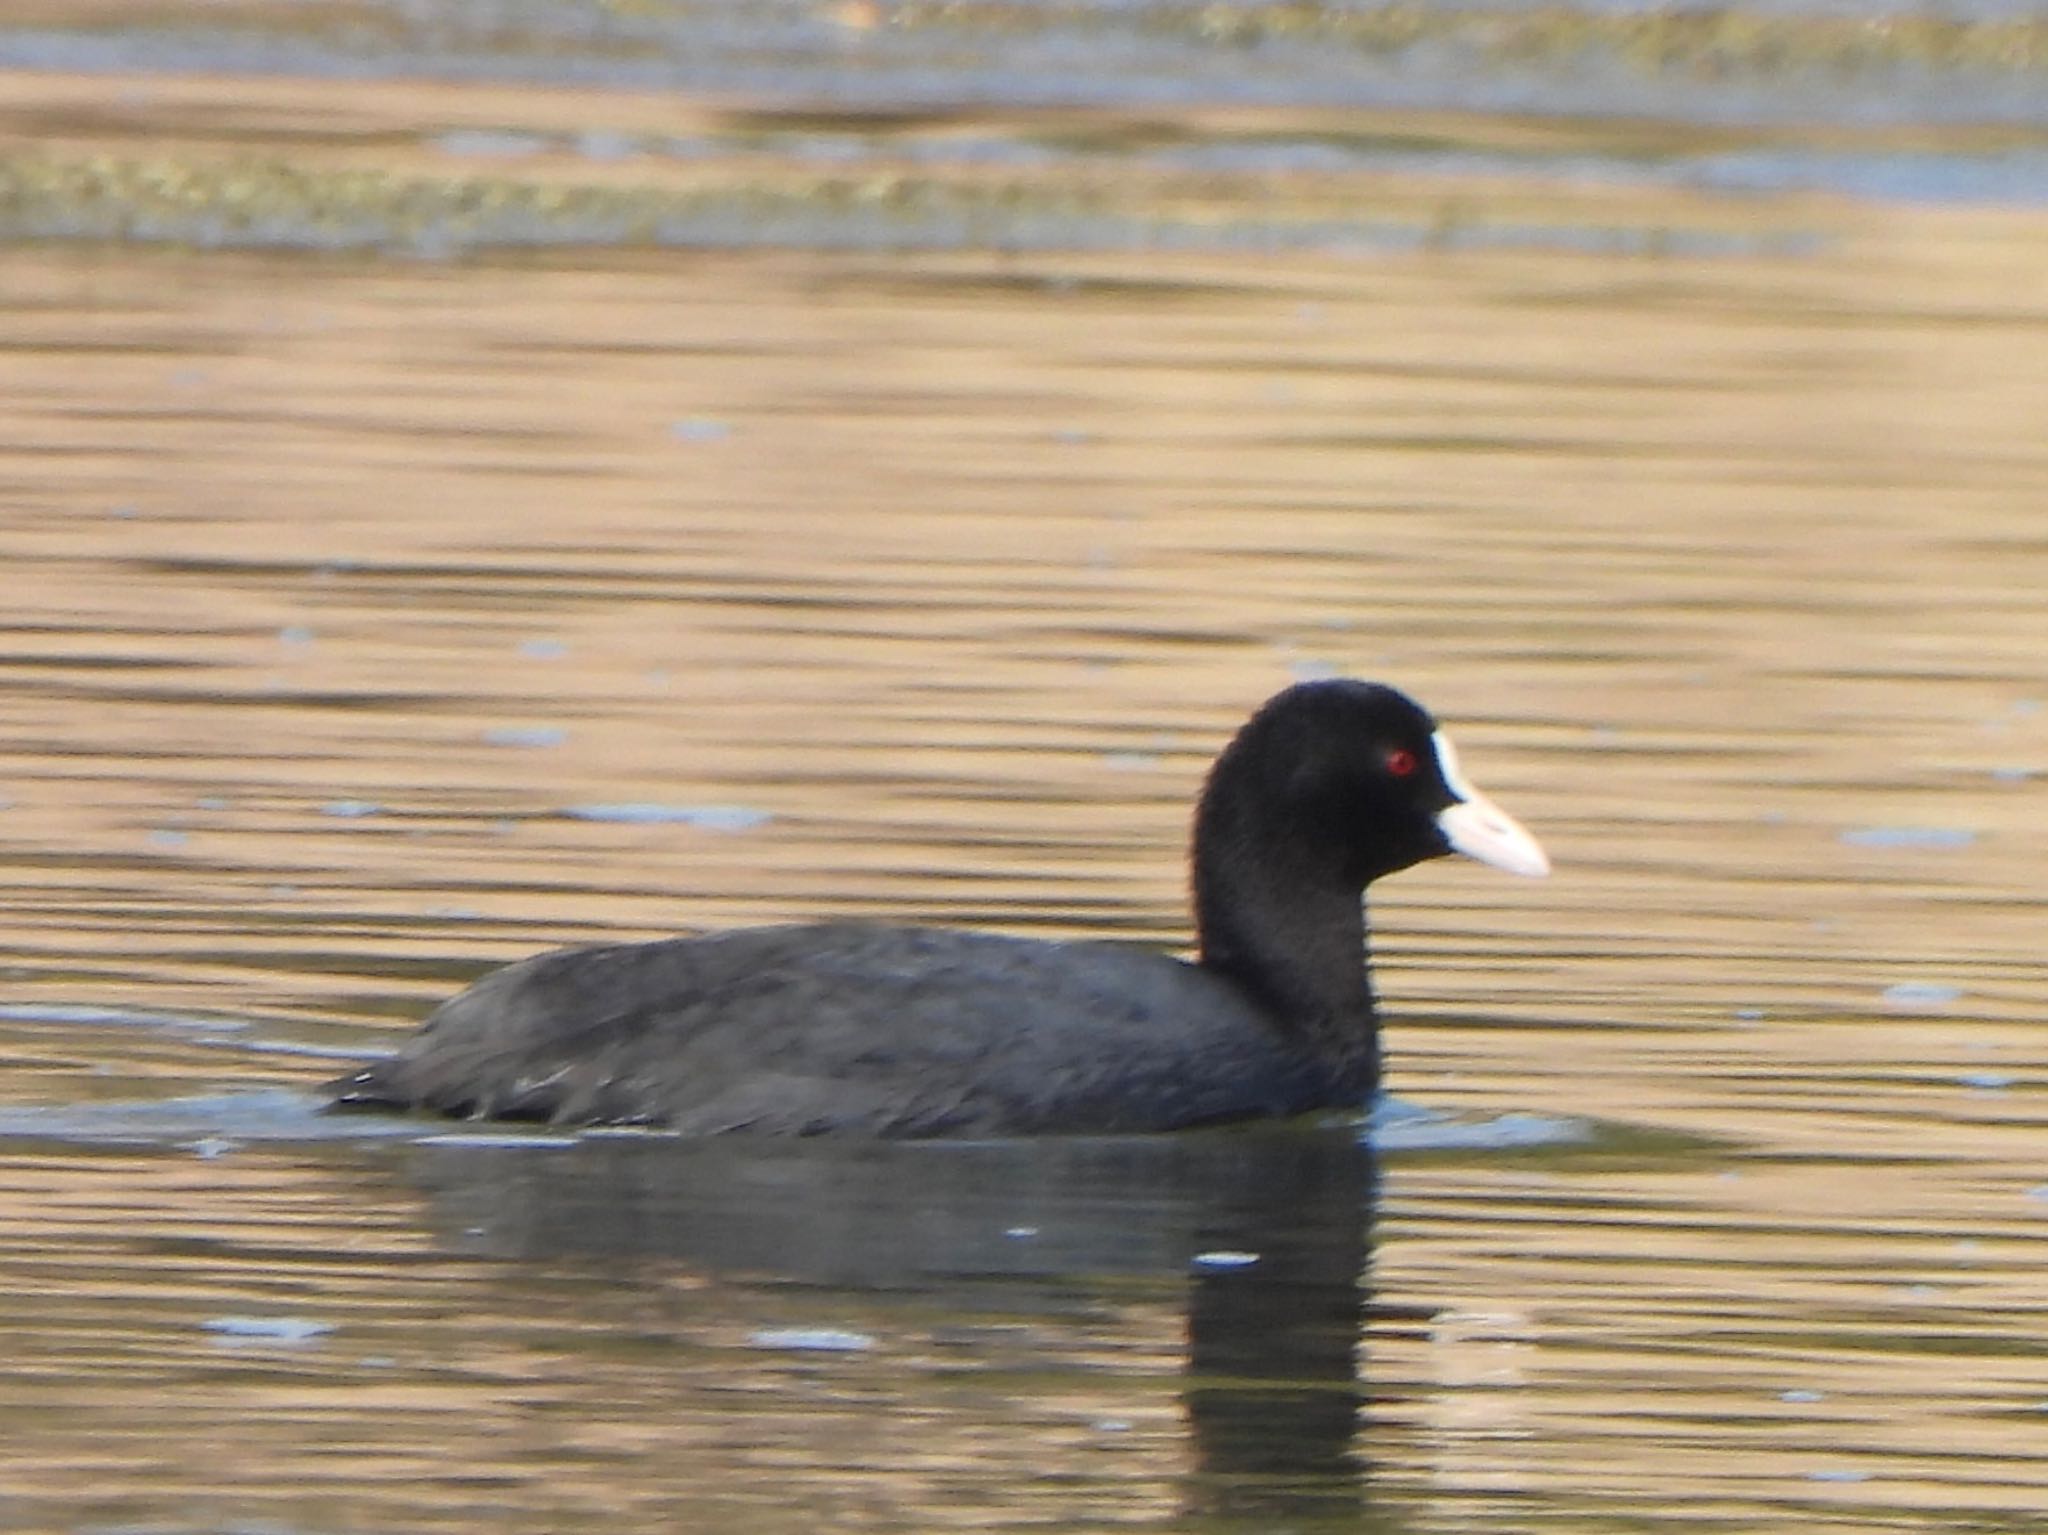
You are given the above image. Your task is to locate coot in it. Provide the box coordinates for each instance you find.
[327,680,1548,1136]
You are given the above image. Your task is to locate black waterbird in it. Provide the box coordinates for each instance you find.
[327,680,1548,1136]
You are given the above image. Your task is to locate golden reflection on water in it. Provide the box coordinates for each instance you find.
[0,183,2044,1528]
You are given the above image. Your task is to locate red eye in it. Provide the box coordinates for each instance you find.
[1385,748,1418,777]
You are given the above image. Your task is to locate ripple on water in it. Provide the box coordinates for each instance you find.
[0,1083,1598,1156]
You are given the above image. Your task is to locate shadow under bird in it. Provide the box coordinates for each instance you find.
[327,679,1549,1136]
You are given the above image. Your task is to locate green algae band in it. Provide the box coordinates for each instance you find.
[0,152,1810,258]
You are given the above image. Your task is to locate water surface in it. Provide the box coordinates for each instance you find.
[1,8,2046,1532]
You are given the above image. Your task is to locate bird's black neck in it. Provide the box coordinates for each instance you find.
[1191,825,1381,1094]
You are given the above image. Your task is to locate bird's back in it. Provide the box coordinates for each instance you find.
[328,923,1352,1135]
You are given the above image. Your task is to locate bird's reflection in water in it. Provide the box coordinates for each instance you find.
[1180,1134,1375,1522]
[405,1124,1376,1520]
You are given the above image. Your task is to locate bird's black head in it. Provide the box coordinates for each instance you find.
[1199,679,1548,888]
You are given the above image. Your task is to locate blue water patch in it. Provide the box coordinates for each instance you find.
[564,803,771,831]
[418,1131,583,1149]
[1959,1072,2015,1091]
[197,1035,386,1060]
[433,129,550,159]
[203,1315,334,1346]
[1368,1096,1594,1152]
[0,1084,1600,1155]
[747,1328,874,1352]
[1691,146,2048,206]
[321,799,383,819]
[1840,825,1976,850]
[483,725,568,749]
[0,1002,246,1033]
[1881,982,1963,1010]
[670,417,732,443]
[0,1089,418,1145]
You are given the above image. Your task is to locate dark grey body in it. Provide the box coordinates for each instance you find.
[332,922,1366,1136]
